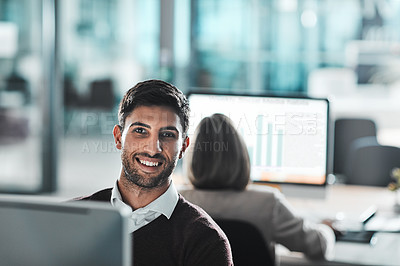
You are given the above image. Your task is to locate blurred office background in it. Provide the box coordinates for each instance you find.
[1,0,400,198]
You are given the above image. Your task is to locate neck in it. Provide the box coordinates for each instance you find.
[117,174,170,210]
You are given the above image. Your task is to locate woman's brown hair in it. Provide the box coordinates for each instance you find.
[186,113,250,190]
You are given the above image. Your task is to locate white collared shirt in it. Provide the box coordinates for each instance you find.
[111,181,179,233]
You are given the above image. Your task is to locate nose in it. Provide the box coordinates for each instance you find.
[143,135,162,156]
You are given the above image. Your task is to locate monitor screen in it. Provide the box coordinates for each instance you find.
[187,92,330,188]
[0,197,131,266]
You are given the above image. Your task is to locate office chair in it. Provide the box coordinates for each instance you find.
[333,118,377,176]
[345,137,400,187]
[215,218,274,266]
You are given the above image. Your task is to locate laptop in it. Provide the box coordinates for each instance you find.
[0,197,131,266]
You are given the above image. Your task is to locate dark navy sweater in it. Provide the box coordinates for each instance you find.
[78,188,233,266]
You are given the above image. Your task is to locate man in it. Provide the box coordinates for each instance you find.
[77,79,233,265]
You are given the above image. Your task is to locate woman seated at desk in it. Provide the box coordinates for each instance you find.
[180,113,335,263]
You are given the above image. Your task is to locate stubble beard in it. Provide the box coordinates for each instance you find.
[121,150,177,189]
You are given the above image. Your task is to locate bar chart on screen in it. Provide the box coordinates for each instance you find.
[242,111,327,185]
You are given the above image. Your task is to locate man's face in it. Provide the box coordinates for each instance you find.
[113,105,189,189]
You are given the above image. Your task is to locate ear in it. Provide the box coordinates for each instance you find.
[113,125,123,150]
[179,136,190,159]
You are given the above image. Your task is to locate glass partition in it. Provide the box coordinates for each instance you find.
[0,0,45,193]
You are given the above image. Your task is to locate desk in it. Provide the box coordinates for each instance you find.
[278,184,400,266]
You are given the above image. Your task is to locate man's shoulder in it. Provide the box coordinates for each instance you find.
[174,194,226,236]
[72,188,112,202]
[171,194,233,264]
[174,194,213,221]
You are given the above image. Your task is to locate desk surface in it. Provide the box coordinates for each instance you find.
[279,184,400,266]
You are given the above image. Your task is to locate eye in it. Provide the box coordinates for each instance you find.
[160,131,177,139]
[134,127,147,134]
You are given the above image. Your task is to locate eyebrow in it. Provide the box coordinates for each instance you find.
[160,126,179,133]
[128,122,180,133]
[129,122,150,129]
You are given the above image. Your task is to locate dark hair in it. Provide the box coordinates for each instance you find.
[118,79,190,137]
[187,113,250,190]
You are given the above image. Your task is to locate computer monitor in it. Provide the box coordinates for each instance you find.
[0,197,131,266]
[187,91,331,198]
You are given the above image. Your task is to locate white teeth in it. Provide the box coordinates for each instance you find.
[139,160,159,167]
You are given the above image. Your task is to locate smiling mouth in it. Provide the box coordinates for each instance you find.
[137,158,162,167]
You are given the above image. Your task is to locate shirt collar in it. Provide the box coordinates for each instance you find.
[110,180,179,219]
